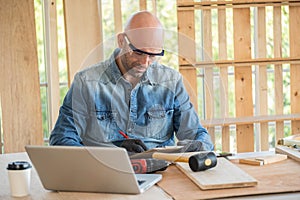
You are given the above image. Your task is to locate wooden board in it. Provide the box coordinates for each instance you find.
[239,154,287,166]
[176,158,257,190]
[157,157,300,199]
[0,0,43,153]
[177,0,197,109]
[64,0,103,84]
[289,5,300,133]
[275,145,300,162]
[233,7,254,152]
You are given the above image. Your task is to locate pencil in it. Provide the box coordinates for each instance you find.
[118,130,129,139]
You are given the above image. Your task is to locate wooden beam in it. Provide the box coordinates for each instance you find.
[0,0,43,153]
[218,1,230,152]
[201,113,300,127]
[177,0,300,10]
[289,5,300,134]
[273,6,284,140]
[180,57,300,68]
[64,0,103,85]
[202,2,215,146]
[113,0,122,34]
[139,0,147,11]
[233,7,254,152]
[177,0,197,109]
[44,0,60,130]
[257,6,268,151]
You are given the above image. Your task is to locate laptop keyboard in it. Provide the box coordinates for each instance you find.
[138,180,146,185]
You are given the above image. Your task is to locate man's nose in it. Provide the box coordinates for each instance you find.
[139,54,151,65]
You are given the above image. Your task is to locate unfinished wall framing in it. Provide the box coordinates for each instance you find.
[177,0,300,152]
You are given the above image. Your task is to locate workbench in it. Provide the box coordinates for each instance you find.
[1,151,300,199]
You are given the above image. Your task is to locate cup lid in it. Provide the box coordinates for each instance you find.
[7,161,32,170]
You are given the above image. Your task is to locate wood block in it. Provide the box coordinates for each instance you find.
[176,158,257,190]
[276,145,300,163]
[239,154,287,166]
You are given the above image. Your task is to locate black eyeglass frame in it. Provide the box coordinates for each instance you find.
[124,34,164,57]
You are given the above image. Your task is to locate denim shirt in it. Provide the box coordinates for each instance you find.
[50,49,213,150]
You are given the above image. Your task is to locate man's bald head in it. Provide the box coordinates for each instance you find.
[124,11,163,31]
[123,11,164,52]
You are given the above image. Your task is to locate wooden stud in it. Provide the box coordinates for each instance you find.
[64,0,103,85]
[202,2,215,146]
[139,0,147,11]
[44,0,60,130]
[257,7,269,150]
[218,1,230,152]
[0,0,43,153]
[177,0,197,109]
[289,5,300,134]
[113,0,122,34]
[201,113,300,127]
[273,6,284,140]
[233,7,254,152]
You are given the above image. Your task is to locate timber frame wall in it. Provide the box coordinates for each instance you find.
[0,0,299,153]
[177,0,300,152]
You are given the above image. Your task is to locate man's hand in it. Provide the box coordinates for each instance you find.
[120,139,148,153]
[177,139,205,152]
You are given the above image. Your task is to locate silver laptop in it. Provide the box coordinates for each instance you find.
[25,145,162,194]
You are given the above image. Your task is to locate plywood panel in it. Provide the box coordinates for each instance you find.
[64,0,103,84]
[289,5,300,134]
[233,8,254,152]
[0,0,43,153]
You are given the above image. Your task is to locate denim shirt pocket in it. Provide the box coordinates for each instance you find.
[95,110,121,141]
[144,105,174,139]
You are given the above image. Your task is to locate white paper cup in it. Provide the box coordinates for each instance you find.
[7,161,32,197]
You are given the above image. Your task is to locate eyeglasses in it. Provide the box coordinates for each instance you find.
[124,34,164,57]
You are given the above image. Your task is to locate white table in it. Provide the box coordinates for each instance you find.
[0,152,171,200]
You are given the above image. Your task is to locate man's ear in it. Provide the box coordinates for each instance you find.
[117,33,124,48]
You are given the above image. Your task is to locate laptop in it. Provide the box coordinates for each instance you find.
[25,145,162,194]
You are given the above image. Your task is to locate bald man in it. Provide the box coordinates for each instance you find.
[50,11,214,154]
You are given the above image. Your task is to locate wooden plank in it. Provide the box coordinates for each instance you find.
[233,7,254,152]
[64,0,103,85]
[182,57,300,67]
[257,7,268,151]
[202,3,215,144]
[0,98,2,153]
[218,2,230,152]
[113,0,122,34]
[139,0,147,11]
[273,6,284,140]
[44,0,60,130]
[158,156,300,199]
[0,0,43,153]
[151,0,157,15]
[289,5,300,134]
[275,145,300,162]
[201,113,300,127]
[177,0,197,109]
[239,154,287,165]
[177,0,300,10]
[177,158,257,190]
